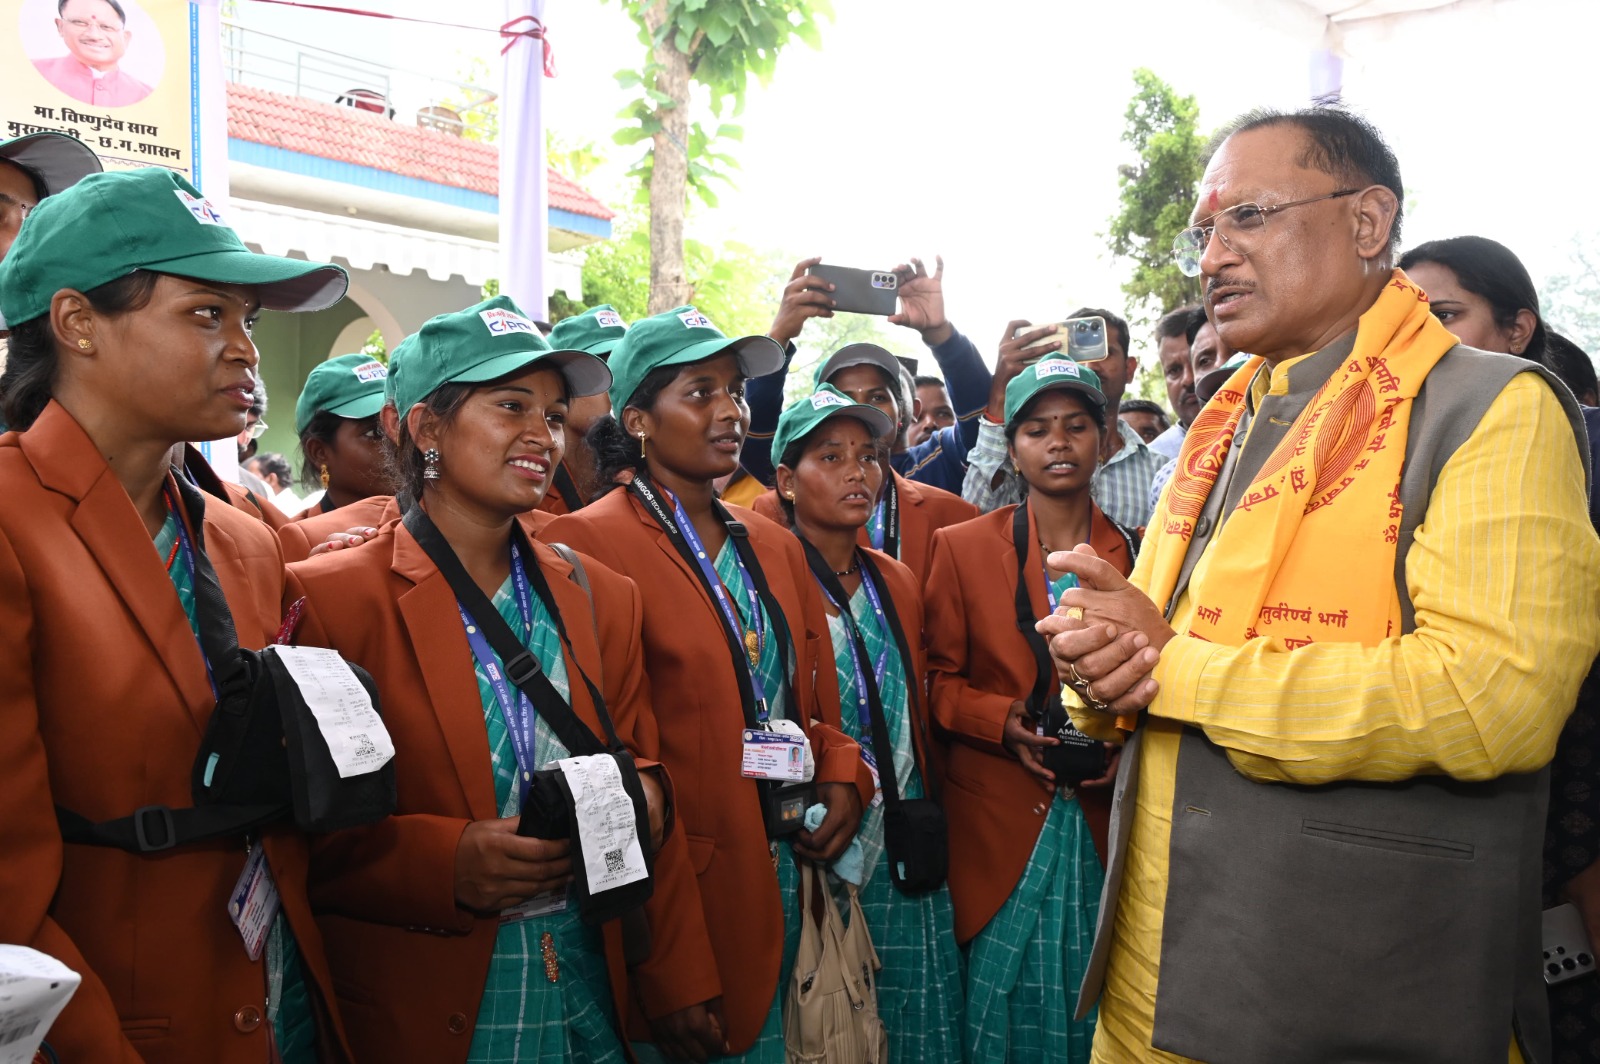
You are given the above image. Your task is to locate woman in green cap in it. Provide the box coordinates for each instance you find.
[0,167,351,1062]
[545,306,872,1062]
[290,351,394,521]
[287,294,702,1064]
[924,357,1138,1064]
[771,383,967,1060]
[541,304,628,514]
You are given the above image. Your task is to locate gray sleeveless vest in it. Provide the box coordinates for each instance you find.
[1075,337,1590,1064]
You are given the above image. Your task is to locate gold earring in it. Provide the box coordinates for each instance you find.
[319,464,330,490]
[785,490,795,500]
[638,432,647,459]
[76,338,92,350]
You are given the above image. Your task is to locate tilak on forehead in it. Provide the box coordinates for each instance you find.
[1207,186,1222,212]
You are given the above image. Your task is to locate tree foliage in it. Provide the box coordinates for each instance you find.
[1107,68,1205,331]
[1541,234,1600,356]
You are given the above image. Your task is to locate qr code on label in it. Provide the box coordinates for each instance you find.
[605,849,625,874]
[351,734,378,759]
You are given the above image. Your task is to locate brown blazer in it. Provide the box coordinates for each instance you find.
[280,498,553,563]
[0,402,349,1063]
[924,502,1132,942]
[287,521,717,1061]
[545,490,873,1054]
[750,469,979,584]
[182,443,290,532]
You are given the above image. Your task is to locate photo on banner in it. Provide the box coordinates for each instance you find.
[4,0,206,186]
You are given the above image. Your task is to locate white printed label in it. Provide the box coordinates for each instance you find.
[271,646,395,778]
[594,310,623,328]
[678,309,713,329]
[809,391,850,410]
[501,887,568,922]
[1036,359,1080,379]
[352,360,387,382]
[0,946,81,1064]
[556,755,650,894]
[480,307,538,336]
[173,189,227,225]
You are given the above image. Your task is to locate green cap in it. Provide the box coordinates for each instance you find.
[771,383,895,467]
[383,334,414,407]
[1003,357,1107,428]
[295,353,389,435]
[392,295,611,415]
[547,304,628,357]
[0,168,347,328]
[608,305,785,418]
[0,131,102,199]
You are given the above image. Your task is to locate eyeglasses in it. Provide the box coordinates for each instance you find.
[1172,189,1361,277]
[63,17,125,33]
[243,417,269,442]
[0,193,34,226]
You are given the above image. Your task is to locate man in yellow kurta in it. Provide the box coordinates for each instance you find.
[1044,108,1600,1064]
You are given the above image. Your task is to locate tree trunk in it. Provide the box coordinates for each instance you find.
[646,8,691,314]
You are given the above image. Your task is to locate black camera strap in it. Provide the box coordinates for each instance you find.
[552,462,585,512]
[1011,500,1066,727]
[627,475,797,732]
[401,503,621,760]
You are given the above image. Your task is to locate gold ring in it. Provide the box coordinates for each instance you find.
[1068,661,1088,687]
[1083,681,1109,713]
[1066,606,1085,621]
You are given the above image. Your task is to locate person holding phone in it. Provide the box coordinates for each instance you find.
[547,306,871,1062]
[925,358,1137,1064]
[770,384,966,1060]
[744,256,992,496]
[0,167,352,1062]
[285,296,698,1063]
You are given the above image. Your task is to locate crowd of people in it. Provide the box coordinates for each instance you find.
[1,100,1598,1064]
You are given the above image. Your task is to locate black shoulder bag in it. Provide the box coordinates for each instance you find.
[627,475,814,838]
[803,540,948,893]
[56,474,396,854]
[1011,500,1107,786]
[400,503,655,927]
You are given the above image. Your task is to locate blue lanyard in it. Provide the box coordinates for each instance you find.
[163,482,217,700]
[1043,565,1079,613]
[457,544,539,801]
[671,495,770,719]
[869,498,886,552]
[815,566,890,730]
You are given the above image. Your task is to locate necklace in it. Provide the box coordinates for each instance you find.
[833,561,860,577]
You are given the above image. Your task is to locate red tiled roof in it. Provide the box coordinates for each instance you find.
[226,82,614,221]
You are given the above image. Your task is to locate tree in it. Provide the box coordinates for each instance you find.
[608,0,830,314]
[1107,69,1205,332]
[1541,234,1600,356]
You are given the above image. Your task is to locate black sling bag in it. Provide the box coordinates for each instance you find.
[57,474,396,853]
[400,504,655,926]
[802,540,948,893]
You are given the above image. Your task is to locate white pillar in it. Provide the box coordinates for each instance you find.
[498,0,550,320]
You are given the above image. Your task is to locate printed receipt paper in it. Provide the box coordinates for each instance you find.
[273,646,396,778]
[0,946,80,1064]
[557,755,650,892]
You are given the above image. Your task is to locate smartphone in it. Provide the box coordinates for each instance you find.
[806,264,899,316]
[1014,315,1109,363]
[1543,903,1597,985]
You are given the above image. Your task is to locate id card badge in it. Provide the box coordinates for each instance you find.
[860,747,884,809]
[228,845,281,962]
[741,728,806,782]
[501,887,568,924]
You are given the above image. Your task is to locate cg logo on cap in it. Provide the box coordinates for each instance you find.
[352,361,387,383]
[480,307,537,336]
[1035,359,1082,379]
[595,310,623,328]
[809,391,849,410]
[678,309,713,329]
[174,189,226,226]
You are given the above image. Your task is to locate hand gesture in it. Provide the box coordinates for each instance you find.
[1002,700,1059,793]
[888,256,953,347]
[650,997,730,1061]
[986,319,1061,422]
[768,256,835,348]
[453,816,572,914]
[793,781,864,862]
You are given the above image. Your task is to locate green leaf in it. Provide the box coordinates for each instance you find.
[614,69,643,88]
[613,127,651,145]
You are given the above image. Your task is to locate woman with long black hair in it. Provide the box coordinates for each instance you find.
[545,307,871,1062]
[770,383,966,1060]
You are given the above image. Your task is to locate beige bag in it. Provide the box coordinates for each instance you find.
[783,862,888,1064]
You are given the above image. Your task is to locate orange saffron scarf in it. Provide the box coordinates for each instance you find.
[1140,270,1457,650]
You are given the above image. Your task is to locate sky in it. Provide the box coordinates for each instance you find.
[236,0,1600,374]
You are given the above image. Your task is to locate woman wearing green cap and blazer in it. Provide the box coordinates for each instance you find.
[545,306,873,1062]
[771,384,966,1061]
[289,351,395,521]
[0,168,351,1063]
[287,295,706,1064]
[924,358,1138,1064]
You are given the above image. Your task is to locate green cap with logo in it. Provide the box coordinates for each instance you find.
[771,383,895,467]
[608,305,785,418]
[295,353,390,435]
[547,304,628,357]
[392,294,611,416]
[1003,357,1107,429]
[0,167,347,328]
[383,334,414,407]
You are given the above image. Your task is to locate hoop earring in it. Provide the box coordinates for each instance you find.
[638,432,647,459]
[422,448,442,481]
[319,463,331,490]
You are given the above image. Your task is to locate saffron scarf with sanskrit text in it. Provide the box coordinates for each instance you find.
[1138,270,1456,649]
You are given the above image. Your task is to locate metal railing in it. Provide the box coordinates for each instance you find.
[220,17,498,140]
